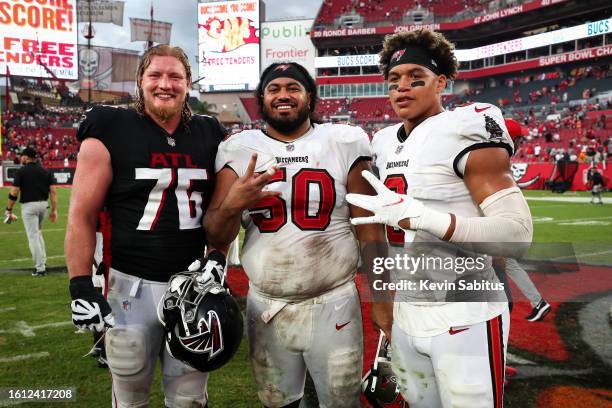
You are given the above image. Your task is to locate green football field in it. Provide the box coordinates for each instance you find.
[0,187,610,407]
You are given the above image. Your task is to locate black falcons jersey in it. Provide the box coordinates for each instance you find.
[77,106,225,281]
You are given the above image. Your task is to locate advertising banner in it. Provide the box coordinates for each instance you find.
[77,0,124,26]
[3,164,75,185]
[261,19,314,77]
[130,17,172,44]
[0,0,78,79]
[198,0,260,92]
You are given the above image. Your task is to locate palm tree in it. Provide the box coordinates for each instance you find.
[189,97,217,115]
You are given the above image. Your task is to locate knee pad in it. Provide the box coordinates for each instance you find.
[106,326,148,376]
[163,368,208,408]
[446,382,490,408]
[263,399,302,408]
[325,347,361,406]
[113,399,149,408]
[250,348,288,407]
[164,394,207,408]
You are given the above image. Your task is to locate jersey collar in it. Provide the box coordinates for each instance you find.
[396,110,446,143]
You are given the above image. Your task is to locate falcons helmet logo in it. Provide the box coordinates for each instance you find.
[179,310,224,360]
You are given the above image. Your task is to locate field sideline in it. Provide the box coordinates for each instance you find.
[0,187,611,407]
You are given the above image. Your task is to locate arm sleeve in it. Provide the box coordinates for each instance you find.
[449,187,533,258]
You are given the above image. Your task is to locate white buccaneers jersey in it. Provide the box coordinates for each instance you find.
[216,124,371,301]
[372,103,513,337]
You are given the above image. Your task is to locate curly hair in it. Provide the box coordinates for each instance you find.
[379,29,458,80]
[134,44,193,125]
[255,62,321,124]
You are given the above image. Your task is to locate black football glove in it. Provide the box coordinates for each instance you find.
[187,250,227,289]
[70,276,115,332]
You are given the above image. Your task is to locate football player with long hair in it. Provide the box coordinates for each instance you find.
[65,45,260,407]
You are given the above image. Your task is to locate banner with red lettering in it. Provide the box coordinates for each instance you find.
[0,0,78,80]
[198,0,260,92]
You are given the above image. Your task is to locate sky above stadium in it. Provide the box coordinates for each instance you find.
[81,0,323,79]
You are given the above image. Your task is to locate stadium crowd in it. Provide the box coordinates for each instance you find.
[2,63,610,167]
[1,109,82,166]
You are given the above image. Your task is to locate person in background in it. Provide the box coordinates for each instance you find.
[4,147,57,276]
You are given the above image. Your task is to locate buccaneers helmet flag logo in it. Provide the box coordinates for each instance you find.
[511,163,540,188]
[274,64,291,71]
[391,49,406,63]
[179,310,224,360]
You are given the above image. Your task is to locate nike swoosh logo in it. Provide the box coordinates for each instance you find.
[383,197,404,207]
[336,321,350,331]
[449,327,469,335]
[334,299,350,311]
[474,106,490,113]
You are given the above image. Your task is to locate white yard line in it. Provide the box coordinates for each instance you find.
[526,196,612,203]
[0,228,64,236]
[0,321,72,337]
[0,307,16,313]
[550,249,612,261]
[0,255,64,263]
[529,204,575,209]
[534,216,612,223]
[0,352,49,363]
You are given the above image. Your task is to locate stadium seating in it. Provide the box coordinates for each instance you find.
[2,110,81,166]
[314,0,483,26]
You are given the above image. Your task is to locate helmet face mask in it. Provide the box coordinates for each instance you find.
[158,273,243,372]
[361,331,408,408]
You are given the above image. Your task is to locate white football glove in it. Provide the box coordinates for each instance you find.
[188,250,227,288]
[346,170,424,229]
[69,276,115,332]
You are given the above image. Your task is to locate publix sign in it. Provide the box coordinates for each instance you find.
[260,19,315,77]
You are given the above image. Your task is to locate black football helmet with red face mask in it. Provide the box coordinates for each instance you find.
[158,272,243,372]
[362,331,409,408]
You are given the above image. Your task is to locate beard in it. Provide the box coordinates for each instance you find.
[261,103,310,134]
[144,95,184,123]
